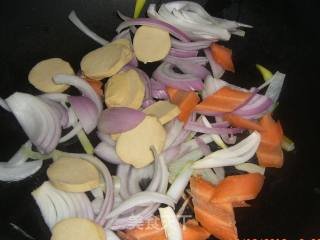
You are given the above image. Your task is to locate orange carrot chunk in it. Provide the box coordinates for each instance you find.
[182,219,210,240]
[257,143,284,168]
[194,203,238,240]
[211,173,265,204]
[259,113,283,146]
[210,43,235,72]
[167,87,200,123]
[190,176,216,202]
[124,217,166,240]
[224,113,264,131]
[194,86,252,114]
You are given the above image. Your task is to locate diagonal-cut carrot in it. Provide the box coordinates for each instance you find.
[182,219,210,240]
[211,44,235,72]
[224,113,264,131]
[194,86,252,114]
[167,87,200,123]
[124,217,166,240]
[211,173,265,204]
[190,176,216,202]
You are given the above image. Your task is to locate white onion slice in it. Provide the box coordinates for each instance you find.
[192,131,261,169]
[53,74,103,114]
[105,192,175,219]
[159,206,182,240]
[68,11,108,45]
[0,160,42,182]
[235,163,265,175]
[167,163,193,202]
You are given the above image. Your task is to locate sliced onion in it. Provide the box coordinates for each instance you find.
[264,71,285,107]
[164,119,184,149]
[98,107,145,134]
[169,48,198,57]
[167,163,193,202]
[200,115,227,149]
[233,94,273,118]
[171,38,212,50]
[68,11,108,45]
[97,131,116,146]
[213,167,225,181]
[159,206,182,240]
[192,131,261,169]
[62,153,114,226]
[164,59,210,79]
[204,48,224,78]
[195,137,211,155]
[165,55,209,66]
[134,68,155,108]
[113,28,131,41]
[116,17,190,42]
[40,97,69,128]
[0,97,10,111]
[53,74,103,114]
[59,122,82,143]
[235,163,265,175]
[153,62,204,91]
[150,78,168,100]
[184,121,242,135]
[168,149,203,184]
[192,168,220,185]
[0,160,43,182]
[6,92,61,154]
[94,142,123,165]
[105,192,175,220]
[68,96,99,134]
[117,164,131,199]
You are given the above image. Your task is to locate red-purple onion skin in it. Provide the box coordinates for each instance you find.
[164,59,210,79]
[40,97,69,128]
[153,62,204,91]
[116,18,190,42]
[233,95,273,117]
[150,78,168,99]
[169,48,198,57]
[68,96,99,134]
[98,107,145,134]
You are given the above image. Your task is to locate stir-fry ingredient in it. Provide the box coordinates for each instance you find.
[28,58,74,93]
[0,1,295,239]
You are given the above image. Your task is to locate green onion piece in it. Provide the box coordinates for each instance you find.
[21,146,53,160]
[134,0,146,18]
[281,135,295,152]
[77,129,94,154]
[256,64,273,81]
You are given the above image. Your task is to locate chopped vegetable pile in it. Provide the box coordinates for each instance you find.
[0,1,295,240]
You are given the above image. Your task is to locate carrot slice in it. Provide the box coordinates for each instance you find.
[259,113,283,146]
[194,203,237,240]
[190,176,216,202]
[210,44,235,72]
[167,87,200,123]
[124,217,166,240]
[224,113,264,131]
[83,77,104,96]
[194,86,252,113]
[257,143,284,168]
[211,173,265,204]
[182,219,210,240]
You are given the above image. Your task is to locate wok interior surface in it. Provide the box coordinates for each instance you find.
[0,0,319,239]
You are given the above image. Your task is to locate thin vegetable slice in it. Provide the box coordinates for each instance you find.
[194,86,253,114]
[159,206,183,240]
[211,43,235,72]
